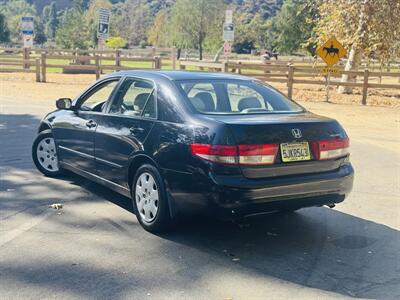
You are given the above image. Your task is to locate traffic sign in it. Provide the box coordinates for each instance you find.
[21,16,34,35]
[223,23,234,42]
[316,36,346,66]
[225,10,233,23]
[97,8,110,39]
[223,41,232,55]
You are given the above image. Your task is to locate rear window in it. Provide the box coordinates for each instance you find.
[177,79,303,114]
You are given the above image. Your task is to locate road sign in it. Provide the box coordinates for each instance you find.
[223,41,232,55]
[225,10,233,23]
[21,16,34,35]
[316,36,347,66]
[320,66,339,75]
[97,8,110,39]
[223,23,234,42]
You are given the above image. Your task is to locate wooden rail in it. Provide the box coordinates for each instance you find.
[179,60,400,105]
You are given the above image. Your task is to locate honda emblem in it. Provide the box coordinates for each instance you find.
[292,129,302,138]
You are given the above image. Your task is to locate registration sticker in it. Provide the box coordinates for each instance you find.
[280,142,311,162]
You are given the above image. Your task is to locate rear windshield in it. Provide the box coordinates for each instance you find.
[176,79,303,115]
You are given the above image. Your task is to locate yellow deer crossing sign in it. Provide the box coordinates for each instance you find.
[316,36,347,66]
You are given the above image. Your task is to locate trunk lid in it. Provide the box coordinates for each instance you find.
[204,112,348,179]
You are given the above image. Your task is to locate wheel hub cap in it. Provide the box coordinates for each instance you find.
[37,137,59,172]
[135,172,159,223]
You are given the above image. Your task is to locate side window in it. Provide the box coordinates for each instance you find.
[227,83,269,112]
[185,83,217,112]
[109,78,156,118]
[80,80,119,111]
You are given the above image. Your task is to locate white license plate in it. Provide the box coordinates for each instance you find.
[280,142,311,162]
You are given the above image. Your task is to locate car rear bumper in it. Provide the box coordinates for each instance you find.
[164,163,354,218]
[211,163,353,218]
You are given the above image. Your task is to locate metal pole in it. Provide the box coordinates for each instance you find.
[326,72,331,102]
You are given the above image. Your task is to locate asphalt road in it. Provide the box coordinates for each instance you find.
[1,93,399,299]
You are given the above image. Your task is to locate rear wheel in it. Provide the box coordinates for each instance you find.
[132,164,172,233]
[32,130,64,177]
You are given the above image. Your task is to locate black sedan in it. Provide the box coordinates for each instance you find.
[32,71,354,232]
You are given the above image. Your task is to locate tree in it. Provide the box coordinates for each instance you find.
[42,2,58,40]
[55,6,91,49]
[168,0,225,60]
[0,0,37,42]
[268,0,317,55]
[148,10,168,47]
[115,0,152,46]
[0,13,10,43]
[314,0,400,93]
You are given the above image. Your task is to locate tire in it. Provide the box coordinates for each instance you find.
[32,130,64,177]
[132,164,172,233]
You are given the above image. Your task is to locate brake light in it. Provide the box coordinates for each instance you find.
[238,144,279,165]
[190,144,279,165]
[311,138,349,160]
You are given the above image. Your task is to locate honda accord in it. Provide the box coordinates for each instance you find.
[32,71,354,232]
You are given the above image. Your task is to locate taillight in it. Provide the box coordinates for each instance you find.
[311,138,349,160]
[238,144,279,165]
[190,144,279,165]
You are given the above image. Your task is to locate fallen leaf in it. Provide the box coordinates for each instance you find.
[49,203,63,210]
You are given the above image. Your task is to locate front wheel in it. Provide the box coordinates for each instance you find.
[132,164,172,233]
[32,130,64,177]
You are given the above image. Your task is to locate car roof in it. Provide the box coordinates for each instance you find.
[104,70,253,82]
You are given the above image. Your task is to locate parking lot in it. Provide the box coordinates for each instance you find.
[1,75,399,299]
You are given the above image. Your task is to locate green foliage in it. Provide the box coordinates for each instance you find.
[168,0,225,59]
[55,7,91,49]
[106,36,127,48]
[0,0,37,42]
[0,13,10,43]
[267,0,317,54]
[147,10,167,47]
[42,1,57,40]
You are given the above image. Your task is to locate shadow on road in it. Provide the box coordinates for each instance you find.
[1,113,399,299]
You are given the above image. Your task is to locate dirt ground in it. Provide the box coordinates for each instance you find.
[1,72,399,108]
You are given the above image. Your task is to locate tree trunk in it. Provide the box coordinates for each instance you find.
[338,46,361,94]
[199,38,203,60]
[338,0,370,94]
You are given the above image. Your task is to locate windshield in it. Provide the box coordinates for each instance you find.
[176,79,304,115]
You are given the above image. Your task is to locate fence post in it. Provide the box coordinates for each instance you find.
[222,61,228,72]
[237,61,242,74]
[35,58,40,82]
[287,64,294,99]
[179,62,186,70]
[154,56,161,69]
[23,47,30,69]
[95,55,100,80]
[115,50,121,67]
[41,52,46,83]
[362,69,369,105]
[171,47,176,70]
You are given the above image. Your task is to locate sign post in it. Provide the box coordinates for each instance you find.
[97,8,110,50]
[316,36,347,102]
[21,16,34,48]
[222,10,234,60]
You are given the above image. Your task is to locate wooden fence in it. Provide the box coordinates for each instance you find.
[1,47,399,105]
[180,60,400,105]
[0,48,165,82]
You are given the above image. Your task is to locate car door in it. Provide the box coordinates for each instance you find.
[53,78,121,172]
[93,77,157,187]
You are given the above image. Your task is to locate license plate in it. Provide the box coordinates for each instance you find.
[280,142,311,162]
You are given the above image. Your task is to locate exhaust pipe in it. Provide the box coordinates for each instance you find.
[326,204,335,208]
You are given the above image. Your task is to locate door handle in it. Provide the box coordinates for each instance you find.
[86,119,97,128]
[129,126,144,135]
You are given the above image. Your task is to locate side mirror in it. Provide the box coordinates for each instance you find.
[56,98,72,110]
